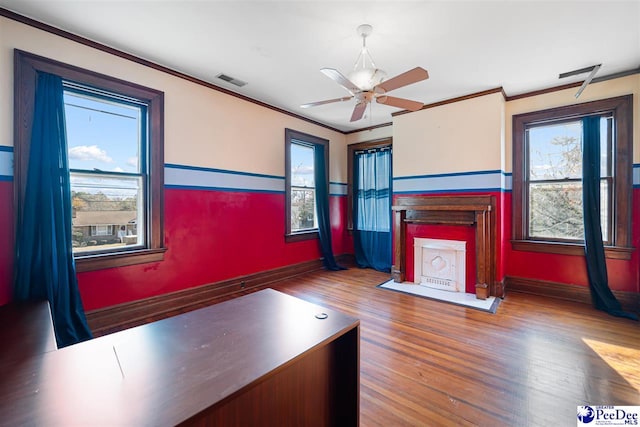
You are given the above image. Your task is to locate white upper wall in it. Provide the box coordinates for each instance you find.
[0,17,347,182]
[393,91,505,177]
[345,125,393,145]
[389,74,638,180]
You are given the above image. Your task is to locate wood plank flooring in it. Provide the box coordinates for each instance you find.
[264,267,640,426]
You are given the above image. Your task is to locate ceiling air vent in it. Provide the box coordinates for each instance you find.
[215,73,247,87]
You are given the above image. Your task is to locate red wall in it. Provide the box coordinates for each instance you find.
[0,186,353,310]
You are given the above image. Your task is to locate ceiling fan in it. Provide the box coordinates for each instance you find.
[301,24,429,122]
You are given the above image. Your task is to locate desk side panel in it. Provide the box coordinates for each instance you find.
[183,324,359,427]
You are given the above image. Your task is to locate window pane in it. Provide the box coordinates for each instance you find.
[527,116,612,244]
[529,181,583,240]
[64,91,141,173]
[528,173,611,242]
[289,141,317,232]
[291,188,316,231]
[600,179,609,242]
[71,173,144,253]
[290,143,315,188]
[600,117,611,177]
[528,121,582,180]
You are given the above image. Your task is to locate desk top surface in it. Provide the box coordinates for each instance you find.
[0,288,359,426]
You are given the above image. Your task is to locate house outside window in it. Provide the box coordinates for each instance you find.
[15,50,165,272]
[284,128,329,242]
[511,95,633,259]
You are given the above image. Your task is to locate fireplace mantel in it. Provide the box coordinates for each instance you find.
[392,195,498,299]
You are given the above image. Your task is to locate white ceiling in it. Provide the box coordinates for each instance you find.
[2,1,639,132]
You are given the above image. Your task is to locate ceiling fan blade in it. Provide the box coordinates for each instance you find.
[375,67,429,94]
[300,96,353,108]
[350,102,367,122]
[376,95,423,111]
[321,68,361,94]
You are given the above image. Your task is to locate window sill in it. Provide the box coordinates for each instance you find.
[75,248,167,272]
[285,230,319,243]
[510,240,633,260]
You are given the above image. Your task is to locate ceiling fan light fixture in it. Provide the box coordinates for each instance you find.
[348,67,386,91]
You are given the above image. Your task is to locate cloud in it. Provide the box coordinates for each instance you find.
[126,157,138,167]
[112,167,124,172]
[293,165,314,175]
[69,145,112,163]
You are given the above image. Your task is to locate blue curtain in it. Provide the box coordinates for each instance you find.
[353,147,392,272]
[14,72,93,347]
[582,116,637,320]
[314,143,345,270]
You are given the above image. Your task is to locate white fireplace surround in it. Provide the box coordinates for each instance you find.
[414,238,466,292]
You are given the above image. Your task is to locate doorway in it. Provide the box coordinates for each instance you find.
[348,139,392,272]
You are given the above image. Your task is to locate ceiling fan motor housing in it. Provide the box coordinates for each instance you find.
[356,24,373,38]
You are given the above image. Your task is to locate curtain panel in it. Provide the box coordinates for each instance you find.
[582,116,636,320]
[314,143,345,271]
[353,147,392,272]
[13,72,93,346]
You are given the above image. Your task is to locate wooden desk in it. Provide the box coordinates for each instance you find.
[0,289,359,426]
[0,300,57,365]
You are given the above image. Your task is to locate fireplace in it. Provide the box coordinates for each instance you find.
[392,195,499,299]
[414,238,466,292]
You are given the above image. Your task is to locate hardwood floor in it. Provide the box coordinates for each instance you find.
[263,267,640,426]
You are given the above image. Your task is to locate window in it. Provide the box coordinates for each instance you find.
[91,225,114,237]
[15,50,165,271]
[512,95,632,259]
[284,128,329,242]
